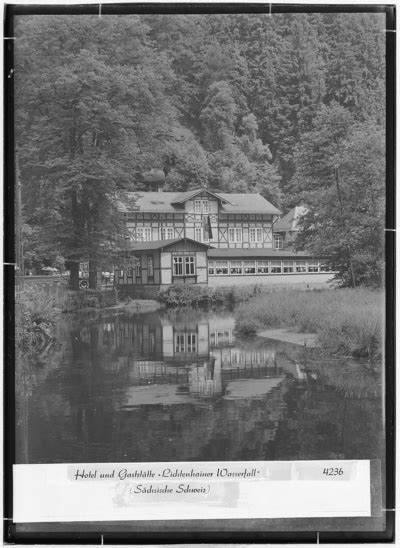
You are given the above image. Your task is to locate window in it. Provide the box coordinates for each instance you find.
[307,261,319,273]
[175,333,185,353]
[175,332,197,354]
[208,261,215,276]
[195,199,209,214]
[119,266,124,278]
[283,260,294,273]
[135,227,152,242]
[249,227,263,243]
[127,267,133,278]
[257,260,269,274]
[228,228,242,243]
[173,256,183,276]
[147,256,153,277]
[243,261,256,274]
[270,260,282,274]
[230,260,243,275]
[173,256,195,276]
[194,227,203,242]
[274,234,283,250]
[185,256,195,275]
[135,261,141,277]
[161,227,174,240]
[187,333,197,353]
[215,261,228,275]
[319,262,331,272]
[295,260,307,273]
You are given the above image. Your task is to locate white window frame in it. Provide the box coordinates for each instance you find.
[195,200,202,214]
[283,260,294,273]
[257,260,269,274]
[307,260,319,273]
[295,260,307,273]
[208,261,215,276]
[228,227,242,243]
[187,333,197,353]
[202,200,209,214]
[215,261,229,275]
[243,261,256,274]
[230,260,243,275]
[194,227,203,242]
[274,234,283,250]
[135,227,152,242]
[249,227,263,243]
[185,256,195,275]
[270,260,282,274]
[161,227,174,240]
[175,333,185,353]
[173,256,183,276]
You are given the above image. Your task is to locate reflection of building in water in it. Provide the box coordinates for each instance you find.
[91,312,282,403]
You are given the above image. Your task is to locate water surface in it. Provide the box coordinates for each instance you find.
[16,308,384,464]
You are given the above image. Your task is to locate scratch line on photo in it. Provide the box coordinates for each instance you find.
[99,3,102,18]
[384,228,395,231]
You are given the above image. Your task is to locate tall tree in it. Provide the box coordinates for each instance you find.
[290,103,385,287]
[15,15,178,288]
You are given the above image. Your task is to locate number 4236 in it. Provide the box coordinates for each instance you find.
[323,468,344,476]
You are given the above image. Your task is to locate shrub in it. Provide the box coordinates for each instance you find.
[15,286,58,347]
[158,284,256,307]
[62,287,118,312]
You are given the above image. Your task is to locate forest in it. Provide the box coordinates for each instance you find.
[14,12,386,287]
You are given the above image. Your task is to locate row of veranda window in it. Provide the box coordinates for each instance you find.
[208,259,331,275]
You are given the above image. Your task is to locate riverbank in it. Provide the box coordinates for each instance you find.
[159,283,259,307]
[105,299,162,313]
[235,288,383,359]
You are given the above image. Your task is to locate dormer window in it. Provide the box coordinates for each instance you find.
[195,199,209,214]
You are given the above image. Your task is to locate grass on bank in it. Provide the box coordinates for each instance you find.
[159,283,259,307]
[234,288,383,359]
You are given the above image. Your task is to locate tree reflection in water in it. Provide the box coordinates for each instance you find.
[15,309,384,465]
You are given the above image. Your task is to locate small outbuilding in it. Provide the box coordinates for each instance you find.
[115,238,210,296]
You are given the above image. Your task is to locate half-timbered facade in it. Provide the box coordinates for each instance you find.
[119,189,280,249]
[115,188,335,292]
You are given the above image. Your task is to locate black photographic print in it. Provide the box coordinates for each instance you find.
[5,3,394,544]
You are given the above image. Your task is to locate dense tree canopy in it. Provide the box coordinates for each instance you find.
[15,12,386,287]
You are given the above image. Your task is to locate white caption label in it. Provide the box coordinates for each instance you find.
[13,460,371,523]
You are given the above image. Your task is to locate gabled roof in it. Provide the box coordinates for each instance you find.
[218,193,280,215]
[118,190,280,215]
[170,188,231,205]
[274,206,308,233]
[128,237,211,252]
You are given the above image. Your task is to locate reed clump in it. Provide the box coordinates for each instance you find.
[235,288,383,359]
